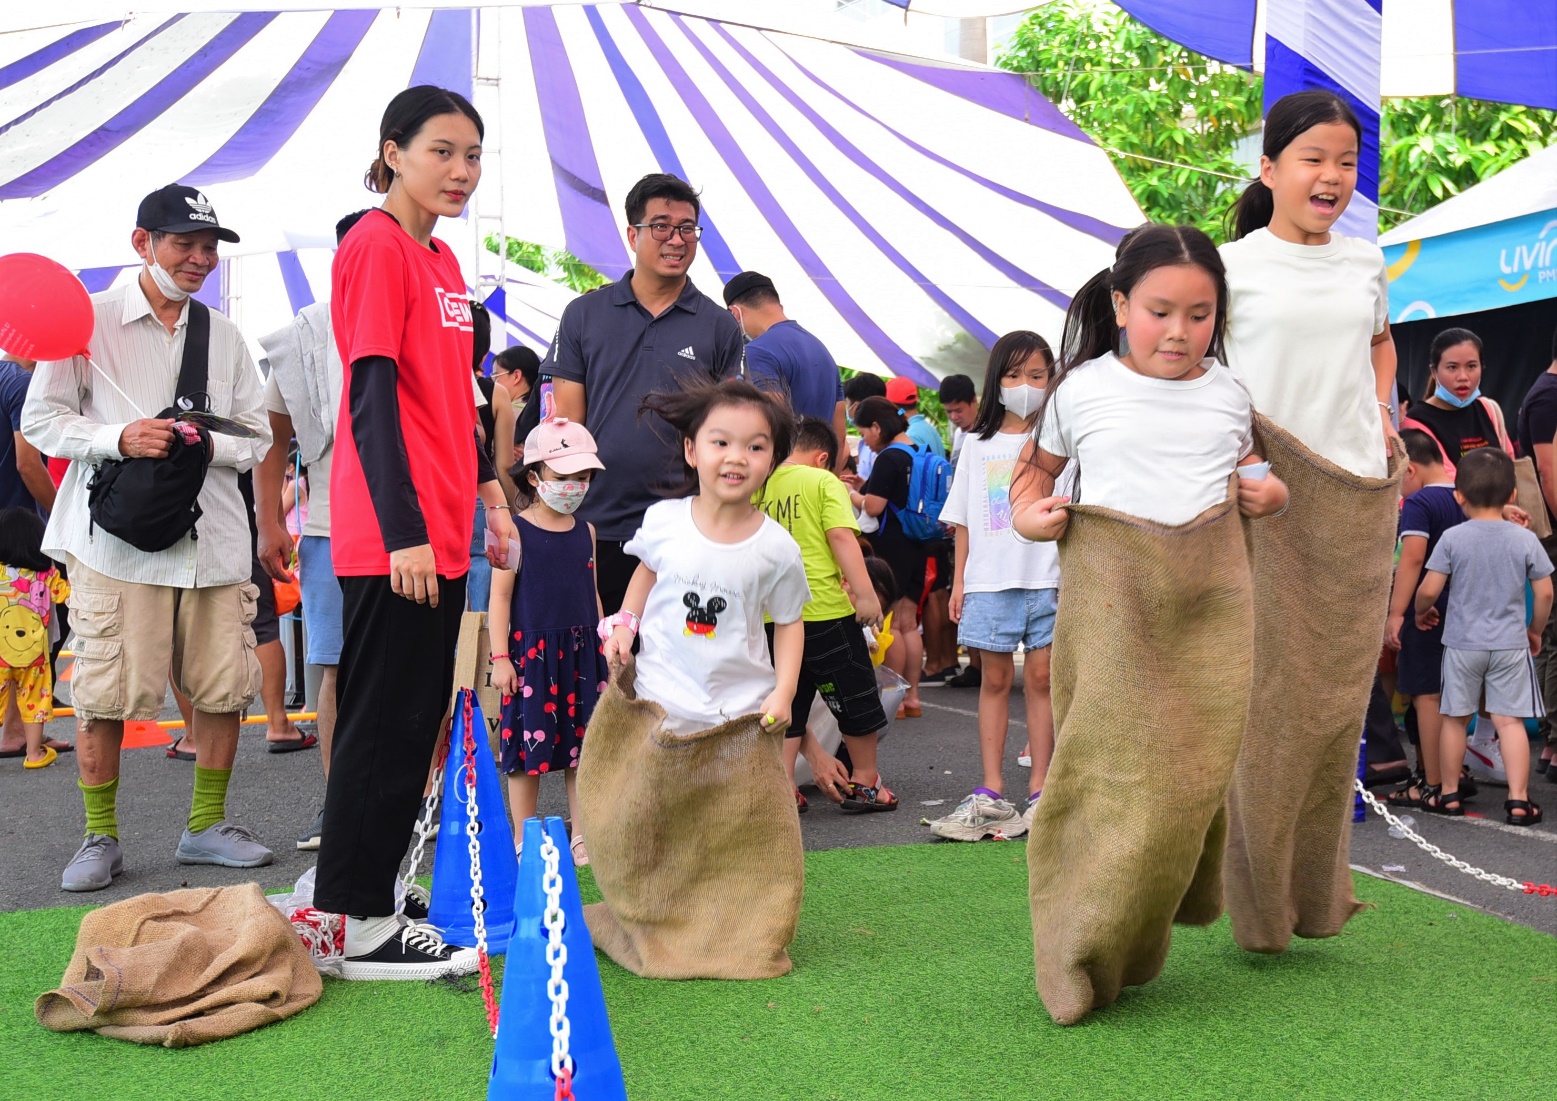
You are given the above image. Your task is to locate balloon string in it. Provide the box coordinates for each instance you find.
[85,356,151,420]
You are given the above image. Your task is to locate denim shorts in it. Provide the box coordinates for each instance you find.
[297,535,343,666]
[958,588,1058,653]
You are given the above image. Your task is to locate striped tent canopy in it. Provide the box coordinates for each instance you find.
[0,4,1140,381]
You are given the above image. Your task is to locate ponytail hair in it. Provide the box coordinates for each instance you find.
[1226,90,1363,241]
[366,85,484,194]
[972,330,1053,441]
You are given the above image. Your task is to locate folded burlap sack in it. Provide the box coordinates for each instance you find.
[36,883,321,1047]
[1224,416,1403,953]
[1029,483,1253,1025]
[576,663,804,979]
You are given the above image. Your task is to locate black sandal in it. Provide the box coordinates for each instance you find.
[839,780,898,814]
[165,736,195,762]
[1505,799,1543,826]
[1458,767,1478,799]
[1383,772,1429,808]
[1424,787,1464,816]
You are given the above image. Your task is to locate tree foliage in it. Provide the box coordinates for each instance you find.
[483,234,608,294]
[996,1,1557,239]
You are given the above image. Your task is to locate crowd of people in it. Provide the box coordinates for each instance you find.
[1,83,1552,1003]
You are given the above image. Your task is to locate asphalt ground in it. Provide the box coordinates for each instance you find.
[3,670,1554,937]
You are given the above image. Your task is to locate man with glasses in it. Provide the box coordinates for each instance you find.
[548,172,744,613]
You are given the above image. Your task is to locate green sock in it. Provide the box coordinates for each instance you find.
[188,767,232,834]
[79,776,120,840]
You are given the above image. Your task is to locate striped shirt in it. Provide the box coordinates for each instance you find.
[21,279,271,588]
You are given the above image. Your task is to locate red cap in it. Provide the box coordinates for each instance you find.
[884,377,919,406]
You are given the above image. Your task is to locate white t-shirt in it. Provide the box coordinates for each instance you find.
[1220,228,1390,478]
[1038,354,1253,526]
[940,429,1059,592]
[625,498,811,734]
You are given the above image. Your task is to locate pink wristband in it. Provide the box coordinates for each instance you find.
[597,610,640,642]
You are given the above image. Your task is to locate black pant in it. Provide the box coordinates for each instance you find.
[314,573,466,917]
[595,538,642,617]
[1364,671,1406,766]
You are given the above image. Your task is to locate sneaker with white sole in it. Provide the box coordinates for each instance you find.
[1021,792,1042,833]
[929,792,1027,842]
[176,820,274,868]
[61,833,123,892]
[296,809,323,851]
[401,882,430,922]
[339,921,480,981]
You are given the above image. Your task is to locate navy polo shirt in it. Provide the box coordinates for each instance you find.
[744,319,844,423]
[546,274,745,540]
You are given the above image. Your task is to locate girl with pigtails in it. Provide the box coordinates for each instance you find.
[1010,223,1287,1024]
[1217,90,1404,956]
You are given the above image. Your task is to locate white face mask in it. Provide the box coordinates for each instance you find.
[999,382,1046,419]
[535,478,589,515]
[144,254,191,301]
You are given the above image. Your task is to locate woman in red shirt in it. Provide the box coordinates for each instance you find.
[314,85,516,980]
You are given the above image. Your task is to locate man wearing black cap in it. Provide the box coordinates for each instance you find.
[22,184,273,892]
[724,271,847,471]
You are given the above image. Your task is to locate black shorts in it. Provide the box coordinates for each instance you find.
[250,555,280,647]
[925,538,952,594]
[766,615,887,739]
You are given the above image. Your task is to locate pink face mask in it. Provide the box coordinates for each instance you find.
[535,479,589,514]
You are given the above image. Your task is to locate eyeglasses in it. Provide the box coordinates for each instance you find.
[632,222,703,242]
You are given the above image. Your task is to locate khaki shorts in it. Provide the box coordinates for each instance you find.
[65,556,261,722]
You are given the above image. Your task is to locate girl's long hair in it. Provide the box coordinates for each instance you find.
[1030,223,1230,491]
[972,331,1053,441]
[1226,90,1363,242]
[0,507,50,571]
[640,377,795,497]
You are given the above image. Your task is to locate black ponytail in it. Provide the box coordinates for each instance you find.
[1226,90,1363,241]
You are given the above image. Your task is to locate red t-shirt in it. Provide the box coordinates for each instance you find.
[330,211,476,577]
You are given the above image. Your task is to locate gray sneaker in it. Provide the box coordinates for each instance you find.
[929,792,1027,842]
[176,820,274,868]
[296,809,323,851]
[62,833,123,892]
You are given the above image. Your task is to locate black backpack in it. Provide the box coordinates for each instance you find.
[87,301,213,552]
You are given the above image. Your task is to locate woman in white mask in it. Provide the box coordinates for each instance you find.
[927,332,1064,843]
[1400,328,1514,479]
[488,417,608,866]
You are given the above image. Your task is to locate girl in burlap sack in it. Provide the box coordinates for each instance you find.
[1219,90,1404,954]
[1010,223,1289,1025]
[582,379,812,979]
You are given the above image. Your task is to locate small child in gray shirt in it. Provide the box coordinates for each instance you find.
[1415,449,1553,825]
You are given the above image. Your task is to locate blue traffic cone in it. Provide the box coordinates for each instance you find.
[488,816,627,1101]
[429,689,518,954]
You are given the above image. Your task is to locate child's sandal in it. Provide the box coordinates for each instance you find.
[1504,799,1543,827]
[1424,787,1464,816]
[839,780,898,814]
[1383,773,1428,808]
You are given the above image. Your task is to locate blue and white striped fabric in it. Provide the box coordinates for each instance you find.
[1113,0,1557,109]
[0,5,1140,383]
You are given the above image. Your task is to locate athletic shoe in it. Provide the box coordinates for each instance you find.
[922,665,960,683]
[1021,792,1042,833]
[61,833,123,892]
[338,921,480,981]
[176,821,274,868]
[402,882,430,922]
[929,792,1027,842]
[296,809,324,851]
[1017,751,1032,768]
[945,666,982,689]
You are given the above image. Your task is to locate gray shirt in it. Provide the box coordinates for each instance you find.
[1426,519,1554,650]
[546,274,744,541]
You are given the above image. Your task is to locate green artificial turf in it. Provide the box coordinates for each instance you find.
[3,843,1554,1101]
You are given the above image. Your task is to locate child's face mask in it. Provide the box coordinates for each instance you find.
[536,478,589,514]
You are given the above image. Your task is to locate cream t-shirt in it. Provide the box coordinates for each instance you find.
[1219,228,1390,478]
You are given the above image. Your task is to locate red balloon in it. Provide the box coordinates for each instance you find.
[0,253,94,362]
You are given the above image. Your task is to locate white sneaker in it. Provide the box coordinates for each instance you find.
[929,792,1027,842]
[1017,752,1032,768]
[338,921,479,981]
[1021,792,1042,833]
[1465,724,1508,783]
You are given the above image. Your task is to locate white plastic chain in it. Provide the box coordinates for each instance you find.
[541,833,574,1082]
[402,758,445,892]
[466,747,489,962]
[1354,780,1529,892]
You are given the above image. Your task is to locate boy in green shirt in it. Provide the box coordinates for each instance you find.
[759,417,896,812]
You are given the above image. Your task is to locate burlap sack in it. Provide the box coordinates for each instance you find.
[1029,483,1252,1025]
[576,663,805,979]
[35,883,321,1047]
[1223,416,1403,953]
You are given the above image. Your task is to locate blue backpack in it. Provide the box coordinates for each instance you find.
[886,441,953,542]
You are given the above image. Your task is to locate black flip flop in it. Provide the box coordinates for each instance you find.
[2,739,74,758]
[166,737,195,762]
[267,731,319,754]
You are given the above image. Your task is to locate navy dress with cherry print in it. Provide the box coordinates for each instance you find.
[498,514,609,776]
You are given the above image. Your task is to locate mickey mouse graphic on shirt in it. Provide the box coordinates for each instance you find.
[683,592,727,639]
